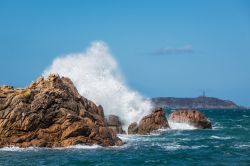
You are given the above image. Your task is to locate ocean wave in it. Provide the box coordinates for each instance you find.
[234,144,250,149]
[210,136,232,140]
[168,121,197,130]
[0,144,103,151]
[0,146,39,152]
[117,134,133,141]
[58,144,130,150]
[162,143,208,151]
[190,145,208,149]
[118,133,162,142]
[66,144,102,149]
[231,125,249,130]
[163,144,185,151]
[212,122,223,130]
[178,138,191,141]
[117,129,169,141]
[243,115,249,118]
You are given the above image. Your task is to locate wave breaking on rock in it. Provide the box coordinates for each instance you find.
[43,41,152,129]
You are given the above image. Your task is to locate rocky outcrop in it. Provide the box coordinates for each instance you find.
[106,115,125,134]
[128,122,139,135]
[169,110,212,129]
[128,108,170,134]
[0,74,123,148]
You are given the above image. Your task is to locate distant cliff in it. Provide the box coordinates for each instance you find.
[151,96,244,110]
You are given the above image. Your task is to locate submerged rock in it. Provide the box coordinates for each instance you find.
[128,107,170,134]
[169,110,212,129]
[106,115,125,134]
[0,74,123,148]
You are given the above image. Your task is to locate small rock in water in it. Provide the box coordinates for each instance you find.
[169,110,212,129]
[128,107,170,135]
[106,115,126,134]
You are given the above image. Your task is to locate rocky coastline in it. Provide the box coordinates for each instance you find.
[0,74,123,147]
[0,74,212,148]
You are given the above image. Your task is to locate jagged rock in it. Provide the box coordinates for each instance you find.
[128,108,170,135]
[169,110,212,129]
[0,74,123,148]
[128,122,138,134]
[106,115,125,134]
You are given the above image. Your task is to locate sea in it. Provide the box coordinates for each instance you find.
[0,109,249,166]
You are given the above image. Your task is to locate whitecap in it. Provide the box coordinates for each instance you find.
[190,145,208,149]
[234,144,250,149]
[210,136,232,140]
[117,134,148,143]
[212,122,223,130]
[235,124,242,128]
[163,143,208,151]
[178,138,191,141]
[168,121,197,130]
[0,144,103,151]
[66,144,102,149]
[163,144,186,151]
[117,134,132,141]
[0,146,39,152]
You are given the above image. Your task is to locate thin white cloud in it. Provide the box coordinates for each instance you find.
[152,45,194,55]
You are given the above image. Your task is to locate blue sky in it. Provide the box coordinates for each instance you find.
[0,0,249,106]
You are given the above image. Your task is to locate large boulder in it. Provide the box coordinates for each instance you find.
[106,115,125,134]
[169,110,212,129]
[0,74,123,148]
[128,108,170,134]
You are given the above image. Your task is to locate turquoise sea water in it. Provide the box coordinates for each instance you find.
[0,109,249,166]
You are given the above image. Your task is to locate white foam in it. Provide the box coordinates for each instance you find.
[163,144,185,151]
[117,134,135,141]
[43,41,152,130]
[61,144,128,150]
[234,144,250,149]
[211,122,223,130]
[210,136,232,140]
[190,145,208,149]
[0,144,103,151]
[168,121,197,130]
[178,138,191,141]
[0,146,38,152]
[163,143,208,151]
[66,144,101,149]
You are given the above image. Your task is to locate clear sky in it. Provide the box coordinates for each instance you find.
[0,0,249,106]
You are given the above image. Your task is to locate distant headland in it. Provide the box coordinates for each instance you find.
[151,96,245,110]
